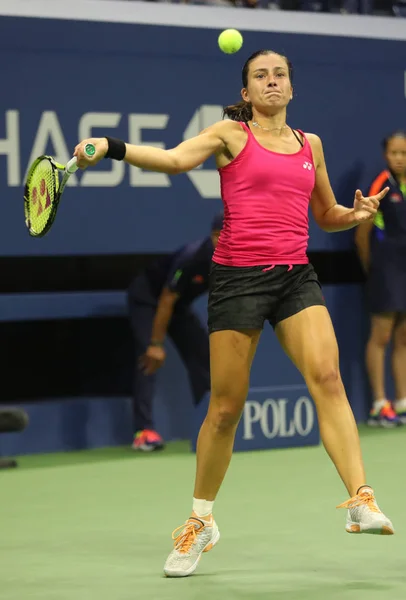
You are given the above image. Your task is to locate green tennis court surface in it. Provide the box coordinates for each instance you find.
[1,425,405,600]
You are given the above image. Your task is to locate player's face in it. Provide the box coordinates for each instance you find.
[385,136,406,177]
[242,54,293,113]
[211,229,221,248]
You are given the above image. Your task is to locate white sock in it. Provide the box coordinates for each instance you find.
[373,399,387,412]
[193,498,214,520]
[394,398,406,411]
[357,485,373,494]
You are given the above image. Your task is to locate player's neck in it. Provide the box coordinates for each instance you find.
[251,112,288,134]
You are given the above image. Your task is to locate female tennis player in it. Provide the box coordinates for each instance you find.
[74,49,394,577]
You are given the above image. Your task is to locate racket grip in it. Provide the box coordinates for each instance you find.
[66,144,96,174]
[66,157,79,174]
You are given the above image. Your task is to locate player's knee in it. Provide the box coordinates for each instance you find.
[371,330,392,347]
[207,398,243,433]
[309,364,342,395]
[369,322,393,347]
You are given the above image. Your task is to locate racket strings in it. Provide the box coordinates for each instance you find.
[26,159,58,235]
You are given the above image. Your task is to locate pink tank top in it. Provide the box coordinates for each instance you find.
[213,122,316,266]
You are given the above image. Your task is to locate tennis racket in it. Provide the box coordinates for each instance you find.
[23,143,96,237]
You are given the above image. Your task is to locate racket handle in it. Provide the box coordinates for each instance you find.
[66,143,96,174]
[66,157,79,174]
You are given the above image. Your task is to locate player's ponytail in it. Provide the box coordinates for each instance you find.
[223,101,253,123]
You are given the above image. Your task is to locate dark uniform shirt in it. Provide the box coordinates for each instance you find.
[369,170,406,244]
[143,237,214,308]
[366,170,406,313]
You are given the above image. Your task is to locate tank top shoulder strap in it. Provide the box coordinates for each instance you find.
[239,121,251,134]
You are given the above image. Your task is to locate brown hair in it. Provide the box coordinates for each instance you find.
[223,49,294,122]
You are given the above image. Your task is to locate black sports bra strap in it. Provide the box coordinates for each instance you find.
[291,128,304,148]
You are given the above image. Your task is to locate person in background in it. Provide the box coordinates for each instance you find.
[127,212,223,451]
[355,131,406,427]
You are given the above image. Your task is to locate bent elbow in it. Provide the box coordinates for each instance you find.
[167,160,182,175]
[166,148,201,175]
[165,150,184,175]
[317,220,337,233]
[169,165,183,176]
[314,215,329,231]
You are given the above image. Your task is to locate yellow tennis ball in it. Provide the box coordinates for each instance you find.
[218,29,243,54]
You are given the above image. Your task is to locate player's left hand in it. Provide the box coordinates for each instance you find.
[353,187,389,223]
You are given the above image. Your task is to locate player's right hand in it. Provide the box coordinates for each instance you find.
[74,137,108,169]
[139,345,166,375]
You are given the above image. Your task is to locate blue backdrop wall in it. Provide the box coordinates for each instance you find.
[0,6,404,454]
[0,14,405,256]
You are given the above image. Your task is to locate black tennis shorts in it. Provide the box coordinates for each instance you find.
[208,262,325,333]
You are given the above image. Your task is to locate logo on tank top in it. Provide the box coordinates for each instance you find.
[302,162,313,171]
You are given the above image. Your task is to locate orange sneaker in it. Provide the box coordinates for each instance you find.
[337,487,394,535]
[132,429,164,451]
[163,516,220,577]
[367,401,400,428]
